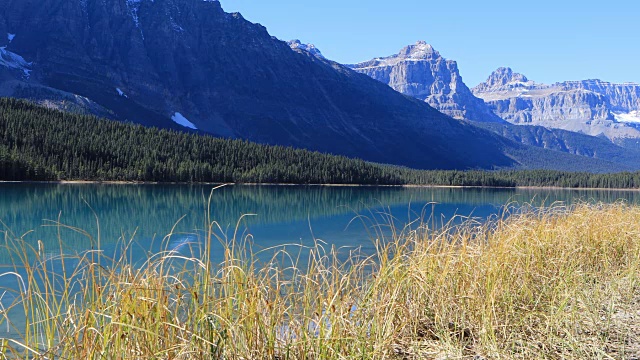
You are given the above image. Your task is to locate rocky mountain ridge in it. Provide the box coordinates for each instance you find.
[471,67,539,93]
[348,41,505,123]
[0,0,531,171]
[350,45,640,166]
[0,1,633,172]
[287,40,325,59]
[472,68,640,144]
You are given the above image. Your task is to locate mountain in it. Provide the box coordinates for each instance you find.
[2,97,639,189]
[0,0,632,172]
[348,41,505,123]
[287,40,325,59]
[474,122,640,166]
[472,68,640,146]
[0,0,516,170]
[0,97,410,184]
[349,43,640,167]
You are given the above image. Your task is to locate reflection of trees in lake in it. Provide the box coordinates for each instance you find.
[0,184,638,256]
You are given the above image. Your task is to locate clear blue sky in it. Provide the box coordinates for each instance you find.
[220,0,639,87]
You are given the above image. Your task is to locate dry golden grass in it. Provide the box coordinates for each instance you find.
[1,202,639,359]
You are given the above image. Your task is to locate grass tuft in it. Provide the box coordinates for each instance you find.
[1,202,639,359]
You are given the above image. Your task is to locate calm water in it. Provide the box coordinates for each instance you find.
[0,184,639,262]
[0,183,639,339]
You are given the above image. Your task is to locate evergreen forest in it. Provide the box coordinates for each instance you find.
[2,98,640,189]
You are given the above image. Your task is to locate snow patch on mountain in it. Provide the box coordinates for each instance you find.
[7,33,15,43]
[116,88,128,98]
[171,112,197,129]
[613,111,640,124]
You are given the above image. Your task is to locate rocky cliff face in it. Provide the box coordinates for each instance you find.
[471,67,536,93]
[0,1,633,171]
[0,0,531,170]
[560,80,640,122]
[287,40,325,59]
[348,41,504,123]
[349,49,640,165]
[472,68,640,143]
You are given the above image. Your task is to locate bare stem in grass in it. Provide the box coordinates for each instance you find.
[0,202,639,359]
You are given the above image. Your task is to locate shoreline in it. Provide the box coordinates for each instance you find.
[1,180,640,192]
[4,203,640,358]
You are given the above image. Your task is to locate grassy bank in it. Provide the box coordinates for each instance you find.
[1,203,639,359]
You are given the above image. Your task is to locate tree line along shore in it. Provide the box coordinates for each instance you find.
[2,97,640,188]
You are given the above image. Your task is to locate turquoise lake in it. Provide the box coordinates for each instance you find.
[1,184,640,263]
[1,183,640,339]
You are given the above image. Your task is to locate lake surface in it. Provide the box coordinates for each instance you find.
[1,184,640,263]
[0,183,639,340]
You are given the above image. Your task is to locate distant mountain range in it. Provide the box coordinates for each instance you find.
[0,0,636,172]
[350,41,640,167]
[472,68,640,147]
